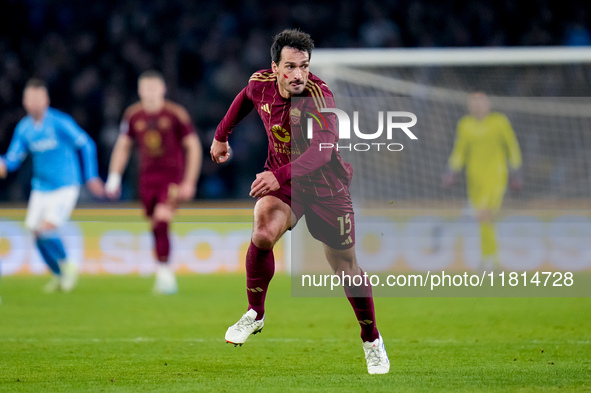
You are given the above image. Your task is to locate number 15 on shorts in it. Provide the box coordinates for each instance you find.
[337,213,352,236]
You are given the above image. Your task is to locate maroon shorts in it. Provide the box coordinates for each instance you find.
[139,182,179,217]
[267,184,355,250]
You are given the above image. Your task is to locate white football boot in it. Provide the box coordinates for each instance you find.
[44,275,61,293]
[153,264,178,295]
[363,333,390,374]
[225,309,264,346]
[60,261,79,292]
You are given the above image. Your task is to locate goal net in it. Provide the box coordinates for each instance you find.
[311,47,591,208]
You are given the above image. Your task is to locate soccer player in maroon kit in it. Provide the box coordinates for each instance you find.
[211,29,389,374]
[106,70,202,294]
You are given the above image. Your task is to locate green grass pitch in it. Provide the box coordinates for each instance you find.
[0,274,590,392]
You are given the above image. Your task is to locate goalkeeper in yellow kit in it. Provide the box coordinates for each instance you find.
[443,92,523,269]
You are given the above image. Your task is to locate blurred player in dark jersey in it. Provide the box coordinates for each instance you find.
[106,70,202,294]
[211,29,389,374]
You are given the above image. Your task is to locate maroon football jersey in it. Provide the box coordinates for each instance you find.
[121,101,195,187]
[215,69,352,197]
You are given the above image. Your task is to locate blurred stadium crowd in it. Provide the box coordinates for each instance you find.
[0,0,590,201]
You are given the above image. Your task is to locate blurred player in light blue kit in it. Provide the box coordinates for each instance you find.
[0,79,104,292]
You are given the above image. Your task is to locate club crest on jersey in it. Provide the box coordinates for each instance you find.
[135,119,147,132]
[158,116,171,131]
[290,108,301,125]
[271,125,290,143]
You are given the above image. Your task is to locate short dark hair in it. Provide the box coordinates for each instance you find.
[138,70,165,83]
[24,78,47,91]
[271,29,314,65]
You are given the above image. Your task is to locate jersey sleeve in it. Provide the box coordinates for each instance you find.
[499,114,522,170]
[273,130,336,185]
[2,122,29,172]
[214,84,254,142]
[448,118,469,172]
[119,112,135,140]
[58,115,99,181]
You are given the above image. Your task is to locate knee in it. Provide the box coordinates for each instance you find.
[34,221,58,239]
[251,227,277,250]
[153,205,174,224]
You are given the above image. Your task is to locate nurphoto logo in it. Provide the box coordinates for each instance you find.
[306,108,418,152]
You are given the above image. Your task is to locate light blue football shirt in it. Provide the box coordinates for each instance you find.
[2,107,98,191]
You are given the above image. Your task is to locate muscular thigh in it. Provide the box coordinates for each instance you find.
[304,192,355,250]
[252,195,295,248]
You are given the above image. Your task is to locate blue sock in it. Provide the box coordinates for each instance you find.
[36,234,67,275]
[44,236,67,261]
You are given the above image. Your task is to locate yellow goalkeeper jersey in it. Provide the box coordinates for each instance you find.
[448,112,522,185]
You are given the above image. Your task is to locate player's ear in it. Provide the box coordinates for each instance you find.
[271,61,278,74]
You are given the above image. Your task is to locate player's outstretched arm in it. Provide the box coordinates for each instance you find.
[105,134,133,199]
[1,124,29,176]
[57,112,104,198]
[78,135,105,198]
[179,133,202,201]
[443,120,467,187]
[211,86,254,165]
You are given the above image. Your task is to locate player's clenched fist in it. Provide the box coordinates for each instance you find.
[210,139,231,163]
[86,178,105,198]
[250,171,280,198]
[178,180,196,201]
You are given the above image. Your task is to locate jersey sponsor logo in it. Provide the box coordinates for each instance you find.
[290,107,301,125]
[261,103,271,115]
[271,125,290,143]
[144,130,163,156]
[158,116,172,131]
[135,119,147,132]
[273,142,300,156]
[30,138,58,153]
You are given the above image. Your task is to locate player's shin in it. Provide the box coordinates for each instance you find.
[480,222,498,258]
[35,232,66,276]
[152,221,170,263]
[245,241,275,320]
[343,269,379,342]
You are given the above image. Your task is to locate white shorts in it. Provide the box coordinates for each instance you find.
[25,185,80,231]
